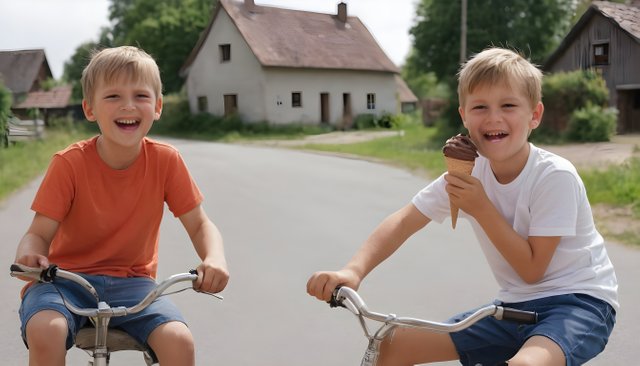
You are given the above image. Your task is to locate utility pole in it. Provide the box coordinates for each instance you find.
[460,0,467,64]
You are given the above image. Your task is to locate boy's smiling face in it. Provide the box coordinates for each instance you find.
[82,74,162,152]
[459,80,543,181]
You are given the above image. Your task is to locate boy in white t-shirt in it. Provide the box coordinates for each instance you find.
[307,47,618,366]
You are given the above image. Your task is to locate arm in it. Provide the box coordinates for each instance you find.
[14,213,59,277]
[446,171,560,283]
[307,203,430,301]
[178,204,229,293]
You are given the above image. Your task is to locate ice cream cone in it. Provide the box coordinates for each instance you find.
[445,157,475,229]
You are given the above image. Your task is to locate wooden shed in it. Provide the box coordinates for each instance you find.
[544,1,640,133]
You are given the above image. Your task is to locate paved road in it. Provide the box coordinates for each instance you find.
[1,139,638,365]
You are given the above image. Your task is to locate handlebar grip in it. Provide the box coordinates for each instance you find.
[10,264,28,273]
[502,308,538,324]
[328,286,345,308]
[9,264,58,282]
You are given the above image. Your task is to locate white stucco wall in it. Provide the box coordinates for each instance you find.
[184,10,266,121]
[262,68,397,125]
[184,8,398,125]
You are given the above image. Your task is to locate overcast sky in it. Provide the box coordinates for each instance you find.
[0,0,417,80]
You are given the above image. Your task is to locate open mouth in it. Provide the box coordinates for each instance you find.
[484,131,509,142]
[115,119,140,130]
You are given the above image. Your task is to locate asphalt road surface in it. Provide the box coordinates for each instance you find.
[1,138,637,365]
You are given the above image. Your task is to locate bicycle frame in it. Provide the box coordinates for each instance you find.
[330,286,537,366]
[10,263,223,366]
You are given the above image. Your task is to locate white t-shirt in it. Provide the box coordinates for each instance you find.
[412,144,619,311]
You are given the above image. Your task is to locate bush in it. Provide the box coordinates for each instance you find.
[565,104,617,142]
[0,81,11,147]
[354,112,401,130]
[541,70,609,134]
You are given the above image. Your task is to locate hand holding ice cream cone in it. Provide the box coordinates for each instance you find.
[442,134,478,229]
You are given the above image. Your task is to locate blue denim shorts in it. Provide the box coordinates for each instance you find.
[19,274,186,353]
[449,293,616,366]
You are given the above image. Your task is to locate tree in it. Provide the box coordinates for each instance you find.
[409,0,574,88]
[62,28,114,102]
[107,0,216,93]
[406,0,575,137]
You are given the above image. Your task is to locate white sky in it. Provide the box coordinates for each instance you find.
[0,0,417,80]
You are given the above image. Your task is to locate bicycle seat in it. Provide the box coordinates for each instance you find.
[75,327,155,364]
[75,327,145,352]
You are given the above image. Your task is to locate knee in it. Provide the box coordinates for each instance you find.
[25,310,68,354]
[149,322,195,361]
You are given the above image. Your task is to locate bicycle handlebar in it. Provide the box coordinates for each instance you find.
[10,263,222,318]
[330,286,537,333]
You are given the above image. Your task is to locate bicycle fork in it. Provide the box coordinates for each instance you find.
[358,316,397,366]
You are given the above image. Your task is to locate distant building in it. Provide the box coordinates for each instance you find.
[180,0,416,127]
[0,49,72,125]
[544,1,640,133]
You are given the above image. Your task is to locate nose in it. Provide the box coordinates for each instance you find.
[120,97,136,111]
[487,107,503,122]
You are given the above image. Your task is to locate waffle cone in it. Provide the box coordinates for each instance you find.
[445,157,475,229]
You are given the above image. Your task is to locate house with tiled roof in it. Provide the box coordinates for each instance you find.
[0,49,72,125]
[180,0,415,126]
[544,0,640,133]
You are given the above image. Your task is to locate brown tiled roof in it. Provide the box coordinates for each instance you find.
[182,0,399,75]
[395,75,418,103]
[0,49,52,94]
[594,0,640,41]
[14,85,72,109]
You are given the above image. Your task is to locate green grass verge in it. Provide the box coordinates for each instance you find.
[298,124,446,177]
[0,129,92,201]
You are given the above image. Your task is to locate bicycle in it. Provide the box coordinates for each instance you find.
[329,286,538,366]
[10,263,223,366]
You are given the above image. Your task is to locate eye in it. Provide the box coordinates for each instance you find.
[503,103,517,108]
[105,94,119,99]
[471,105,486,110]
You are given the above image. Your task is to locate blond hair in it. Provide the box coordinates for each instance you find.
[81,46,162,105]
[457,47,542,108]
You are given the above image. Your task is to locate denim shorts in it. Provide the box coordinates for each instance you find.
[449,293,616,366]
[19,274,186,353]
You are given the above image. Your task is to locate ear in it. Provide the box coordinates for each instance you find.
[82,99,97,122]
[529,101,544,130]
[458,105,467,128]
[154,96,163,121]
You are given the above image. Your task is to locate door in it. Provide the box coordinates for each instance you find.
[320,93,329,124]
[342,93,352,129]
[223,94,238,117]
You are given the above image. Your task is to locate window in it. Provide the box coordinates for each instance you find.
[292,92,302,107]
[593,43,609,65]
[197,96,208,113]
[219,44,231,62]
[366,93,376,110]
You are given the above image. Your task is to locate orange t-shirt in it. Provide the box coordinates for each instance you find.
[31,136,203,279]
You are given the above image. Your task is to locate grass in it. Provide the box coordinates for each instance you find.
[0,129,92,200]
[298,123,447,177]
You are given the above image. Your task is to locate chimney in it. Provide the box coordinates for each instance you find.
[245,0,256,12]
[337,2,347,23]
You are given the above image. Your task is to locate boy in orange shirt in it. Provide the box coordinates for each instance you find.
[14,46,229,366]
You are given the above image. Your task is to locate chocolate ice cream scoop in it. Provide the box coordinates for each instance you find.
[442,134,478,161]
